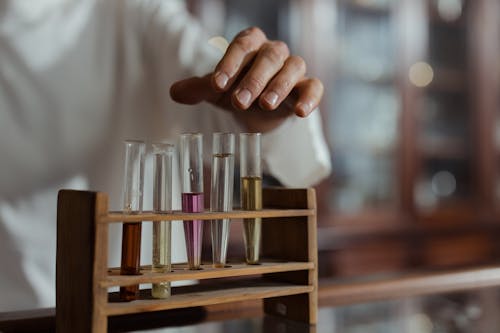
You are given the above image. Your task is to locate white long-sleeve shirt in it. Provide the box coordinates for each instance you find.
[0,0,331,311]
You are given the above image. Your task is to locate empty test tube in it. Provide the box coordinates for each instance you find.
[151,143,174,299]
[210,133,235,268]
[120,140,145,301]
[180,133,204,270]
[240,133,262,265]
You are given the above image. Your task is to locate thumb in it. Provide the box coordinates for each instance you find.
[169,74,220,105]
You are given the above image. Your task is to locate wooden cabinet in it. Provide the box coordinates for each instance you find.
[324,0,500,275]
[188,0,500,279]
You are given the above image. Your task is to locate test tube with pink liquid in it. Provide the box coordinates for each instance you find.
[180,133,204,270]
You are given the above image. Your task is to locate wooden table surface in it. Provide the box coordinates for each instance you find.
[3,265,500,332]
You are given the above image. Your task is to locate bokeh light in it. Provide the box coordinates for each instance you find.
[409,61,434,87]
[437,0,463,22]
[431,170,457,197]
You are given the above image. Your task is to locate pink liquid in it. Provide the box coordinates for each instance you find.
[182,192,204,213]
[182,192,204,269]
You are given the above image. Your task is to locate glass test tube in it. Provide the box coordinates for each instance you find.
[180,133,204,270]
[210,133,235,268]
[120,140,145,301]
[151,143,174,299]
[240,133,262,265]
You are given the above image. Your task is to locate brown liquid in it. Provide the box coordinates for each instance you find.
[119,222,142,301]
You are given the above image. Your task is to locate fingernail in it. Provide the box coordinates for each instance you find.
[296,101,313,116]
[264,91,279,107]
[214,72,229,89]
[236,88,252,107]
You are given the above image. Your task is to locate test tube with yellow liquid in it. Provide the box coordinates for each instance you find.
[151,143,174,298]
[240,133,262,265]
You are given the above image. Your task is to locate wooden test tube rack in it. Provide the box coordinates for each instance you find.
[56,188,317,333]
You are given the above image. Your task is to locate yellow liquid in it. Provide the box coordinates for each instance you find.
[152,221,171,299]
[241,176,262,210]
[241,176,262,264]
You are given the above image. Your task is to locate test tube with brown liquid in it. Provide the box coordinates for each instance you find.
[120,140,145,301]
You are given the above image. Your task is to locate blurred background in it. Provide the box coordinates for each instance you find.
[188,0,500,281]
[184,1,500,330]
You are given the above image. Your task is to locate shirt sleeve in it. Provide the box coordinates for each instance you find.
[123,0,221,76]
[262,110,332,187]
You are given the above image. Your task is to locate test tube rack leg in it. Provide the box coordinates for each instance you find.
[56,188,317,333]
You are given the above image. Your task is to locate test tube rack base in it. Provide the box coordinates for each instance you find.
[56,188,318,333]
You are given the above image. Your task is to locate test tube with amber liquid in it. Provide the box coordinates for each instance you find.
[240,133,262,265]
[180,133,204,270]
[120,140,145,301]
[210,133,235,268]
[151,143,174,298]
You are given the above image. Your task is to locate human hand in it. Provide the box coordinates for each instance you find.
[170,27,324,133]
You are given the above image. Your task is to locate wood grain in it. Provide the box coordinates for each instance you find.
[262,188,318,324]
[102,208,314,223]
[56,190,99,333]
[55,188,318,331]
[319,265,500,306]
[92,193,110,333]
[105,281,313,316]
[102,261,314,287]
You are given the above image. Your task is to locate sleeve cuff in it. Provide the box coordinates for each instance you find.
[261,110,332,187]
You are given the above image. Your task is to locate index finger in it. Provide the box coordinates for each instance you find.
[294,78,324,117]
[212,27,267,92]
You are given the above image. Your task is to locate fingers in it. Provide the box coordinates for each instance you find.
[293,78,324,117]
[173,26,323,122]
[257,55,306,110]
[231,40,290,109]
[170,74,220,105]
[212,27,267,92]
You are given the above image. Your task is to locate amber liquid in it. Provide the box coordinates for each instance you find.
[241,176,262,264]
[152,221,171,298]
[119,222,142,301]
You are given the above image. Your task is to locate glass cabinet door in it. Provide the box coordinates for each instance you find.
[328,0,399,216]
[414,0,472,213]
